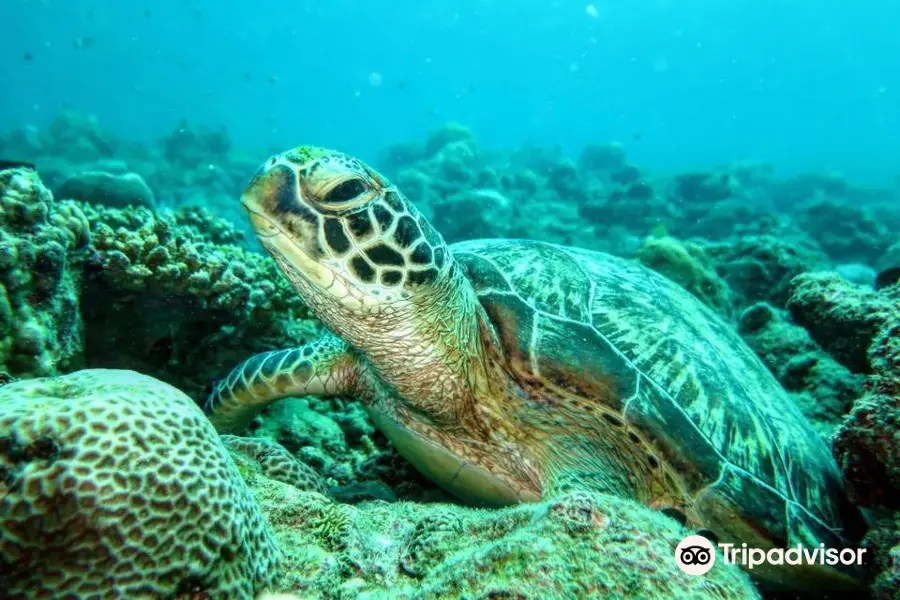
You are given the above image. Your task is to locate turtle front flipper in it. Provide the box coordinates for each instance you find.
[204,333,360,433]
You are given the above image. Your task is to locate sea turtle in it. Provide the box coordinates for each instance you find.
[205,146,866,591]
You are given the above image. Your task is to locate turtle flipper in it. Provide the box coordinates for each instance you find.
[204,333,359,433]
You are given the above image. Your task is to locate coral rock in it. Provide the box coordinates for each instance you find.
[738,302,863,436]
[423,122,475,157]
[56,170,156,208]
[787,272,893,373]
[834,392,900,508]
[636,236,733,317]
[249,477,758,600]
[864,516,900,600]
[578,142,626,173]
[832,286,900,509]
[793,197,891,264]
[0,168,88,377]
[707,235,828,309]
[0,369,279,599]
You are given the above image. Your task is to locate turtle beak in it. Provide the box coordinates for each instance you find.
[239,157,340,294]
[240,162,288,238]
[241,194,281,238]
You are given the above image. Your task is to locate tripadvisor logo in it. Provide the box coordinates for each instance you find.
[675,535,717,575]
[674,535,867,575]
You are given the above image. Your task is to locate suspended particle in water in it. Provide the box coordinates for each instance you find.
[73,36,95,49]
[585,4,598,18]
[368,72,383,87]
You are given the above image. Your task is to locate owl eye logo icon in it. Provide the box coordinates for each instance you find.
[675,535,716,575]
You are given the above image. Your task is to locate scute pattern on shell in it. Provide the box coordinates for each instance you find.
[0,369,279,599]
[452,238,855,548]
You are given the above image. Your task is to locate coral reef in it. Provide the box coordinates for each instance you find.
[829,283,900,509]
[245,473,759,599]
[635,235,734,317]
[161,119,232,169]
[784,273,900,593]
[431,188,514,241]
[864,516,900,600]
[706,235,828,309]
[5,111,899,274]
[578,141,627,173]
[0,166,319,399]
[0,168,89,378]
[4,111,900,599]
[737,302,863,436]
[836,390,900,509]
[0,111,267,240]
[792,197,892,265]
[787,272,894,374]
[78,202,316,399]
[0,369,279,599]
[0,166,434,502]
[56,170,156,208]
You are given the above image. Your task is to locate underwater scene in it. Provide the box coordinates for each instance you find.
[1,1,899,599]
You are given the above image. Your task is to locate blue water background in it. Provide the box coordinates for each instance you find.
[2,0,898,183]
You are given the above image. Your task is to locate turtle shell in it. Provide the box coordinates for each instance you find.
[452,238,865,582]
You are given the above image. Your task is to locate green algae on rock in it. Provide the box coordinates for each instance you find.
[0,167,89,378]
[243,473,759,600]
[788,271,895,374]
[635,235,734,318]
[0,369,279,599]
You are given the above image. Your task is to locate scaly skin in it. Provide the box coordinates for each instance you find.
[205,332,359,433]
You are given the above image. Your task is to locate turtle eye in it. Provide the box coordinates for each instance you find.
[323,178,367,204]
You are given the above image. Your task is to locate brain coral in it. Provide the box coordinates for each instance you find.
[0,369,279,599]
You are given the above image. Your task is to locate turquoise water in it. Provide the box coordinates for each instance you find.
[3,1,899,181]
[1,2,899,600]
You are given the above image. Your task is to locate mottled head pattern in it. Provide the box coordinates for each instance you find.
[241,146,450,309]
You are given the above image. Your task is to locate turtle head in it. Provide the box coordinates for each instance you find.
[241,146,451,313]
